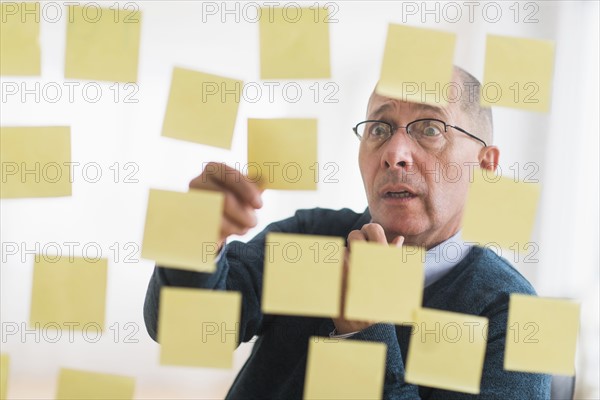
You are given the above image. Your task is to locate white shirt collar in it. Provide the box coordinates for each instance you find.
[424,231,472,287]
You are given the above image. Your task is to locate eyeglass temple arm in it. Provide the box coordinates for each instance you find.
[449,125,487,147]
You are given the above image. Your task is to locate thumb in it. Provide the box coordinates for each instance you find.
[391,235,405,247]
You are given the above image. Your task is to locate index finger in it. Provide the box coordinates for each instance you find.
[347,229,367,251]
[219,165,264,208]
[201,163,263,209]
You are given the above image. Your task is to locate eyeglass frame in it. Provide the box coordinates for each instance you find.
[352,118,488,147]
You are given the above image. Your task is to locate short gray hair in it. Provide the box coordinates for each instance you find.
[454,66,494,145]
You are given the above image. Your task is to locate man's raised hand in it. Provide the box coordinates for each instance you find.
[189,162,263,250]
[332,223,404,335]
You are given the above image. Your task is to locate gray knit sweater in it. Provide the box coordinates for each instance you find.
[144,208,551,399]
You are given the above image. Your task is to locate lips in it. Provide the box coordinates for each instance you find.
[384,191,416,199]
[379,184,418,199]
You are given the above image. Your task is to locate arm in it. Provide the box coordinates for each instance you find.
[143,162,264,342]
[332,223,421,398]
[350,324,422,399]
[331,224,550,399]
[143,252,231,341]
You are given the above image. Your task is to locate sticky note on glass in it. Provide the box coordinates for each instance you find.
[0,2,40,75]
[162,68,242,149]
[482,35,555,112]
[462,169,541,249]
[65,5,141,82]
[141,189,223,272]
[304,338,386,399]
[259,7,330,79]
[56,368,135,400]
[376,24,455,105]
[0,126,71,198]
[247,119,318,190]
[158,288,241,368]
[345,243,424,324]
[30,256,107,330]
[1,354,8,400]
[505,294,580,375]
[405,308,488,394]
[262,233,344,318]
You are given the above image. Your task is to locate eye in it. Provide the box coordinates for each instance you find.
[410,120,445,138]
[367,122,391,139]
[423,125,441,136]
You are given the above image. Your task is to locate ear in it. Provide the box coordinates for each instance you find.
[478,145,500,171]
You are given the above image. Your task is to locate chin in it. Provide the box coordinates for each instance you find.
[373,214,430,242]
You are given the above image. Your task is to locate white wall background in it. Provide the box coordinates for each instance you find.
[1,1,598,398]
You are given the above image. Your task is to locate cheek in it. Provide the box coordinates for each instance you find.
[358,149,376,185]
[422,155,464,210]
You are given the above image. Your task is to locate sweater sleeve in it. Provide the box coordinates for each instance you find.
[142,213,302,344]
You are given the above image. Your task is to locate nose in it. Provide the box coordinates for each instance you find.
[381,127,414,170]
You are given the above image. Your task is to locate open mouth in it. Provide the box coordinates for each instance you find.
[384,191,416,199]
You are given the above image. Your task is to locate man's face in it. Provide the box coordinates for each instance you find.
[358,91,484,249]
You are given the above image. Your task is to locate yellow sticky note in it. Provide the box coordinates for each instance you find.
[0,126,71,198]
[247,119,318,190]
[377,24,455,105]
[462,168,541,249]
[65,5,141,82]
[405,308,488,394]
[304,338,386,399]
[482,35,555,112]
[0,2,40,75]
[162,68,242,149]
[56,368,135,400]
[262,233,344,318]
[1,354,8,400]
[158,288,241,368]
[346,243,424,324]
[259,7,330,79]
[141,189,223,272]
[30,256,107,330]
[505,294,580,375]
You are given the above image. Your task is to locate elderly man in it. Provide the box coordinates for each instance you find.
[144,67,551,398]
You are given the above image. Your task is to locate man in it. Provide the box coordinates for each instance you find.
[144,67,551,398]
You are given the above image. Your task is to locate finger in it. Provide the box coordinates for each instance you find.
[391,235,405,247]
[222,192,257,228]
[191,163,263,209]
[220,215,251,239]
[360,223,387,243]
[339,249,350,318]
[218,163,263,208]
[347,230,367,250]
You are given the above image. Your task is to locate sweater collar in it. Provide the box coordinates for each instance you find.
[357,208,470,287]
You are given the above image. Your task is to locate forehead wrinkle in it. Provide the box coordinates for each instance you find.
[368,97,453,122]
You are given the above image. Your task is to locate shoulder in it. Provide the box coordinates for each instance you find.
[241,207,367,248]
[463,246,537,295]
[426,246,537,316]
[292,207,368,237]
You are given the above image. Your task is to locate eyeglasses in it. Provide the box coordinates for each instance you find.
[352,119,487,148]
